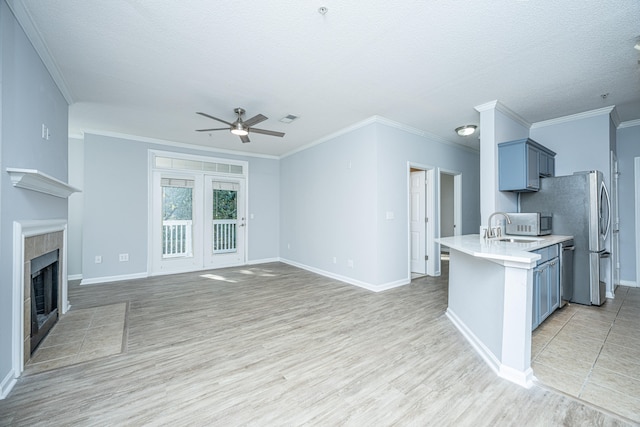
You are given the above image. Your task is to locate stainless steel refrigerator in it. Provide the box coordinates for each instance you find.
[520,171,611,305]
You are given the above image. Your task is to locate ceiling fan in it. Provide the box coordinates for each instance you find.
[196,108,285,143]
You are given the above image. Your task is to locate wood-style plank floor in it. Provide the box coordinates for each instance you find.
[0,262,633,426]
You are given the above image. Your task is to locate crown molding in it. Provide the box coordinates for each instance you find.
[6,0,74,104]
[281,116,479,159]
[618,119,640,129]
[530,106,616,129]
[81,130,280,160]
[474,100,531,129]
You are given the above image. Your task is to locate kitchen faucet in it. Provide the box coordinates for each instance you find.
[486,212,512,238]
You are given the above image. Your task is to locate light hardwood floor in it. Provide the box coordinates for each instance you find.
[0,262,634,426]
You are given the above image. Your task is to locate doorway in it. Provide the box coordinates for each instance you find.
[409,164,435,277]
[438,169,462,273]
[149,151,248,276]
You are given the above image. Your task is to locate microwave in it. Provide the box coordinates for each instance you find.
[505,213,552,236]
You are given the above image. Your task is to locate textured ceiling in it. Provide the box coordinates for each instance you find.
[9,0,640,156]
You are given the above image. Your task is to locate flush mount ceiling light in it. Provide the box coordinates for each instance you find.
[455,125,477,136]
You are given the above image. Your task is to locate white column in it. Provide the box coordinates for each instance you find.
[499,262,535,388]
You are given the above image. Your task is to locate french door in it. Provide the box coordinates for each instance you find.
[203,178,246,268]
[151,171,246,275]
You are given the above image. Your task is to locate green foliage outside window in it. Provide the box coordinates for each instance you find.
[213,190,237,220]
[162,187,193,220]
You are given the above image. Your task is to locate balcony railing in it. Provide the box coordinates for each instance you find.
[213,219,237,253]
[162,219,237,257]
[162,220,193,258]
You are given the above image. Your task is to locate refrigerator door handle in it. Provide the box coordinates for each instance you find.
[601,181,611,241]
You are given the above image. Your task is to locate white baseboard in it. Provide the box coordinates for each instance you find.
[246,257,280,265]
[0,369,17,400]
[445,308,534,389]
[620,280,638,288]
[80,272,148,285]
[446,308,501,376]
[67,273,82,281]
[279,258,409,292]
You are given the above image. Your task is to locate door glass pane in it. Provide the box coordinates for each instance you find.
[212,186,237,254]
[162,182,194,258]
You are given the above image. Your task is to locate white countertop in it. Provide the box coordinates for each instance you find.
[436,234,573,264]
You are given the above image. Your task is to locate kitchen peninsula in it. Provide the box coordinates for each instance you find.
[437,234,572,388]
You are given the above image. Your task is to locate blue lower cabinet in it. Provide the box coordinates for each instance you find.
[531,245,560,331]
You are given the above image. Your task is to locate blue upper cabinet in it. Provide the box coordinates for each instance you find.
[498,138,556,192]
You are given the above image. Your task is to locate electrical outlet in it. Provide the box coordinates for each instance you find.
[333,257,337,264]
[119,253,129,262]
[95,255,102,264]
[287,243,291,249]
[347,259,354,268]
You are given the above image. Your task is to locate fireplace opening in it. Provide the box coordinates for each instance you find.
[30,249,59,354]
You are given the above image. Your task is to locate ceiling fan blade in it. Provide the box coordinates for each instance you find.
[250,128,285,137]
[240,134,250,143]
[195,128,229,132]
[243,114,268,127]
[196,112,232,125]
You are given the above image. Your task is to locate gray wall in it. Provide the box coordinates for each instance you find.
[616,123,640,284]
[67,137,84,278]
[78,133,280,282]
[280,120,480,288]
[530,113,611,186]
[440,173,455,238]
[0,0,68,391]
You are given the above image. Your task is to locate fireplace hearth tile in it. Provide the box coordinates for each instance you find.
[25,302,127,375]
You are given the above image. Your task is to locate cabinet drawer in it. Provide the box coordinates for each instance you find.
[532,244,559,264]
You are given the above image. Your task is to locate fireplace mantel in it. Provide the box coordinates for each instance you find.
[6,168,81,198]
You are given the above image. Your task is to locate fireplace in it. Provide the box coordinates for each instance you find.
[29,250,59,353]
[20,226,67,366]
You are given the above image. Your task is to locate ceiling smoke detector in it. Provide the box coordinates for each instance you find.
[455,125,477,137]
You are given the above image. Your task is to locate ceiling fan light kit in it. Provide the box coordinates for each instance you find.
[455,125,477,136]
[196,108,285,143]
[231,123,248,136]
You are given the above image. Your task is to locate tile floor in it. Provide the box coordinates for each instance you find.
[25,302,127,375]
[532,285,640,422]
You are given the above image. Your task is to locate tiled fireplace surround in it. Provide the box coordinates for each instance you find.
[11,220,69,380]
[23,231,64,365]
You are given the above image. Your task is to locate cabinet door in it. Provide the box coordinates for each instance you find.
[526,144,540,190]
[549,258,560,311]
[538,263,551,322]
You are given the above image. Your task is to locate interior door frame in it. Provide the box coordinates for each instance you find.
[609,151,619,298]
[635,157,640,288]
[437,168,462,275]
[407,162,436,277]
